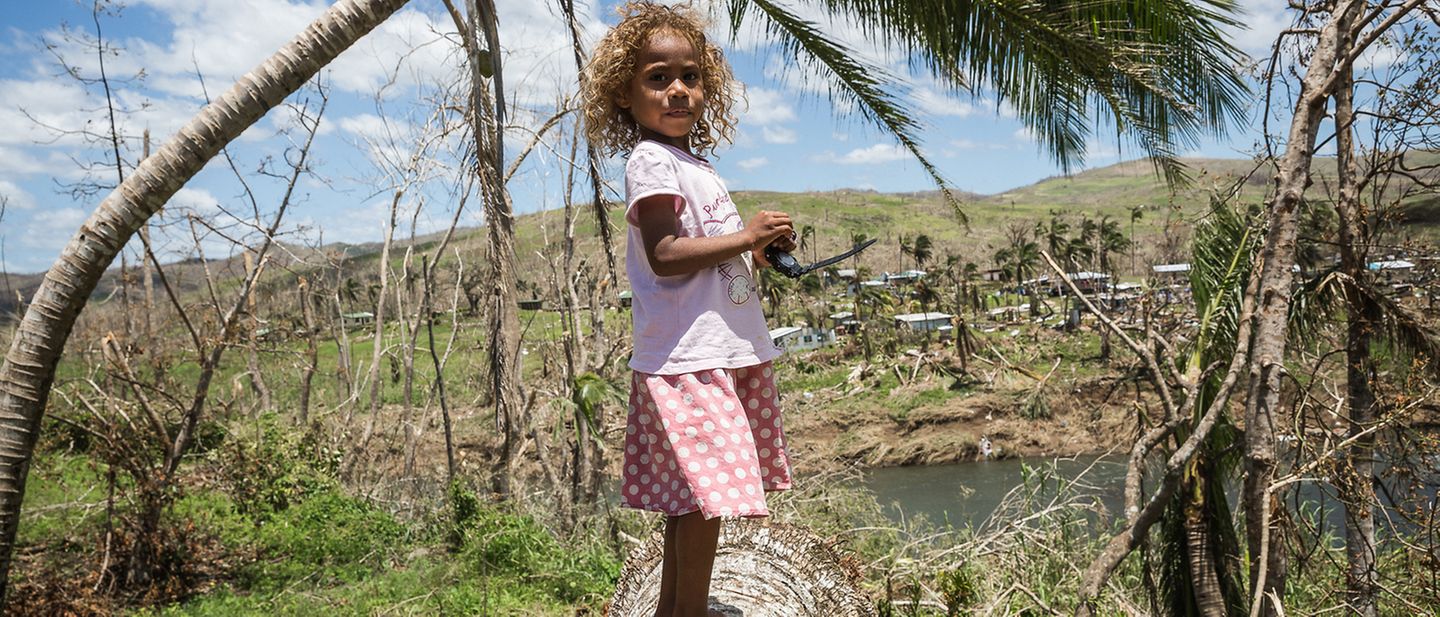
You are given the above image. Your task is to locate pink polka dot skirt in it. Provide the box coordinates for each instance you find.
[620,362,792,519]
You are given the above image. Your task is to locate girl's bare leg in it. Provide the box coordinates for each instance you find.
[653,516,679,617]
[671,510,722,617]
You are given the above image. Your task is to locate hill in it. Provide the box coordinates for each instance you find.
[4,154,1437,321]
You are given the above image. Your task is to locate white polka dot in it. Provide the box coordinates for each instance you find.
[666,399,678,410]
[741,450,750,460]
[761,408,772,419]
[646,402,656,412]
[728,488,740,498]
[710,491,723,502]
[661,471,670,482]
[680,488,691,498]
[656,385,669,396]
[675,410,687,422]
[717,472,728,484]
[628,485,638,495]
[724,452,737,463]
[700,373,711,384]
[707,457,719,469]
[627,445,637,455]
[640,474,650,483]
[760,428,772,438]
[662,418,671,429]
[763,366,773,377]
[668,433,680,444]
[685,426,698,438]
[655,453,666,464]
[760,448,771,458]
[738,503,750,514]
[720,506,732,516]
[670,480,679,490]
[642,494,651,504]
[749,419,759,429]
[712,388,723,398]
[641,454,651,464]
[651,484,661,494]
[696,442,708,454]
[748,398,759,409]
[762,387,772,398]
[678,447,689,457]
[626,425,636,435]
[688,462,701,472]
[774,438,784,447]
[639,414,651,424]
[722,400,736,411]
[735,468,746,479]
[699,476,712,488]
[703,421,715,432]
[749,378,760,388]
[628,464,638,474]
[746,485,756,495]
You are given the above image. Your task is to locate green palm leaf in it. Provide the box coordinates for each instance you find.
[727,0,966,223]
[728,0,1249,185]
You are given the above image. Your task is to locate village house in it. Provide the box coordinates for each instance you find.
[769,326,837,351]
[893,311,953,332]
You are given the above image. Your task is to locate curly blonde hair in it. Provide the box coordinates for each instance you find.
[581,2,740,158]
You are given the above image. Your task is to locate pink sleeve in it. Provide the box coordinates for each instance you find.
[624,144,685,226]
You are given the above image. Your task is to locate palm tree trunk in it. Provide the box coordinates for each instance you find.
[0,0,412,604]
[458,0,525,500]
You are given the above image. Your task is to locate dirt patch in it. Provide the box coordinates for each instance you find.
[783,368,1143,469]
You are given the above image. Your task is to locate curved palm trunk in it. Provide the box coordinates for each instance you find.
[0,0,412,603]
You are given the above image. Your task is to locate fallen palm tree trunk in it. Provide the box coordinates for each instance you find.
[609,520,875,616]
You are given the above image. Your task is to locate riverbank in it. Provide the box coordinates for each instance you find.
[778,352,1139,468]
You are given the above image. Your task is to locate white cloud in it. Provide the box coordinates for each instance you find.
[0,181,36,210]
[761,125,796,144]
[16,206,87,255]
[1226,0,1291,60]
[741,87,796,126]
[911,86,974,118]
[834,143,907,165]
[737,156,768,171]
[1013,127,1037,143]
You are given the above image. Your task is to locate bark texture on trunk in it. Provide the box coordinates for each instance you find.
[1241,4,1363,615]
[609,520,875,617]
[0,0,412,604]
[1334,62,1379,617]
[462,0,525,500]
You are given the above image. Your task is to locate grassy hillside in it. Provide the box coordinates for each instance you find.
[5,154,1437,321]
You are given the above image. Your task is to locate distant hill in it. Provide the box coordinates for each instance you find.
[4,155,1436,320]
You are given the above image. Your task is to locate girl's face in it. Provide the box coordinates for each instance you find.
[617,31,704,151]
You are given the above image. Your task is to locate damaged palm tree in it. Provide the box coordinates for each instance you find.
[609,519,875,617]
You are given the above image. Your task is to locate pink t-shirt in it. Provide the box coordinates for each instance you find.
[624,140,780,375]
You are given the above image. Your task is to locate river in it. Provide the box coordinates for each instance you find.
[860,454,1438,537]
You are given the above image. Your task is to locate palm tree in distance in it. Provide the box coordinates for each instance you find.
[911,233,933,274]
[897,234,913,274]
[1128,204,1146,276]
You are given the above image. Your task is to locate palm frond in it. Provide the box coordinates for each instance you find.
[728,0,966,224]
[754,0,1250,185]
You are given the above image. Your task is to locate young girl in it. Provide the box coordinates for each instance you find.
[582,3,797,615]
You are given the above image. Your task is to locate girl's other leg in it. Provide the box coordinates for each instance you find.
[654,516,679,617]
[671,510,722,617]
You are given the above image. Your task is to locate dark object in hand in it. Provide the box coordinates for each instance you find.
[764,245,806,278]
[763,238,878,279]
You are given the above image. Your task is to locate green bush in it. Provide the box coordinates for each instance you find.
[212,414,340,522]
[458,502,619,604]
[239,489,406,590]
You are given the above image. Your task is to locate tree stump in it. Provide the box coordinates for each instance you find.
[608,519,875,616]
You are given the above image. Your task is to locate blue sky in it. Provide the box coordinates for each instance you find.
[0,0,1300,274]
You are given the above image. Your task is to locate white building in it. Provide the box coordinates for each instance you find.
[893,312,953,332]
[769,326,837,351]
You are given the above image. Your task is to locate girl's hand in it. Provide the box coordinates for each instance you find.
[744,210,793,251]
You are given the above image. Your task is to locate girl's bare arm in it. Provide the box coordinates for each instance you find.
[634,195,793,277]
